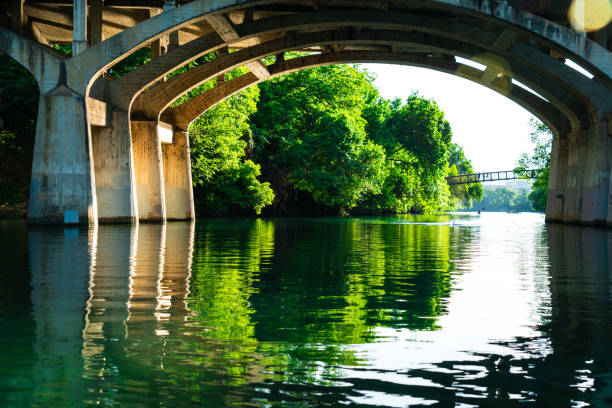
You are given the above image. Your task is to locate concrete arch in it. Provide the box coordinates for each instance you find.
[103,8,607,132]
[71,0,611,92]
[161,51,570,138]
[0,27,64,93]
[134,28,582,133]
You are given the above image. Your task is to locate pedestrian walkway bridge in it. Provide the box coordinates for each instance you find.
[446,169,542,185]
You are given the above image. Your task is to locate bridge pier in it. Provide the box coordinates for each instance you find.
[91,109,138,223]
[546,136,568,223]
[548,118,611,227]
[580,119,611,225]
[28,86,97,225]
[162,130,195,221]
[131,120,166,222]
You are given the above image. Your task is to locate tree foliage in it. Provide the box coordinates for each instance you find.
[247,65,479,215]
[447,143,483,207]
[0,54,38,209]
[463,187,532,212]
[515,119,552,211]
[189,84,274,215]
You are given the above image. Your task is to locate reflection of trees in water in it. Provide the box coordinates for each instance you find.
[251,219,454,345]
[5,219,610,407]
[0,222,35,407]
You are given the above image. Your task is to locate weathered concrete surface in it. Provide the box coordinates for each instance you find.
[162,51,570,138]
[546,136,568,223]
[91,109,138,223]
[562,130,585,223]
[131,120,166,222]
[608,167,612,227]
[580,119,611,225]
[162,132,195,221]
[28,85,97,225]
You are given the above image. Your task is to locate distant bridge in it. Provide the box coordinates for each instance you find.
[446,169,542,186]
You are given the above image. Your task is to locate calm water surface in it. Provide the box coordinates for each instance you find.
[0,213,610,407]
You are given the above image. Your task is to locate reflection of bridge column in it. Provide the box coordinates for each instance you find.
[82,225,137,380]
[28,226,96,405]
[127,223,166,336]
[158,222,195,323]
[162,130,195,221]
[131,121,166,222]
[541,225,612,405]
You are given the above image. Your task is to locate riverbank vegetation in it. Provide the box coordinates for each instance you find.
[515,119,552,211]
[462,187,532,212]
[190,59,482,216]
[0,49,483,217]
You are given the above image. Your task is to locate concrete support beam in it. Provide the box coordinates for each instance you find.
[131,120,166,222]
[608,167,612,227]
[580,119,611,225]
[72,0,87,55]
[158,121,173,144]
[88,0,103,46]
[546,135,568,223]
[162,131,195,220]
[11,0,26,35]
[92,109,138,223]
[29,85,97,225]
[563,130,586,223]
[162,0,179,51]
[205,13,270,80]
[148,7,166,58]
[87,97,109,127]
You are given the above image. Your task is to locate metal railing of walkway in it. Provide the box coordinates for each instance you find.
[446,169,543,185]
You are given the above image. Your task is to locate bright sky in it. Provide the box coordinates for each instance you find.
[361,64,536,172]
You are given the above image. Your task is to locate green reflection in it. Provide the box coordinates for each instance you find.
[251,218,453,347]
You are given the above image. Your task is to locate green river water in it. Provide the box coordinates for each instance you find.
[0,213,610,407]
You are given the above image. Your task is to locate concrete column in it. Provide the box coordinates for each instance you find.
[29,227,93,405]
[546,135,568,222]
[72,0,88,55]
[608,165,612,227]
[562,130,586,223]
[91,109,138,223]
[148,7,166,58]
[28,86,97,225]
[163,0,179,51]
[162,131,195,220]
[131,120,166,222]
[88,0,103,46]
[127,223,165,336]
[11,0,25,35]
[580,119,611,225]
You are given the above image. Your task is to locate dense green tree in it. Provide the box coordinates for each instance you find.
[447,143,483,207]
[251,65,388,213]
[515,119,552,211]
[189,84,274,215]
[0,54,38,211]
[465,187,532,212]
[360,93,456,213]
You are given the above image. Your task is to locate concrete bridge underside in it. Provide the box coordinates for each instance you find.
[0,0,610,226]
